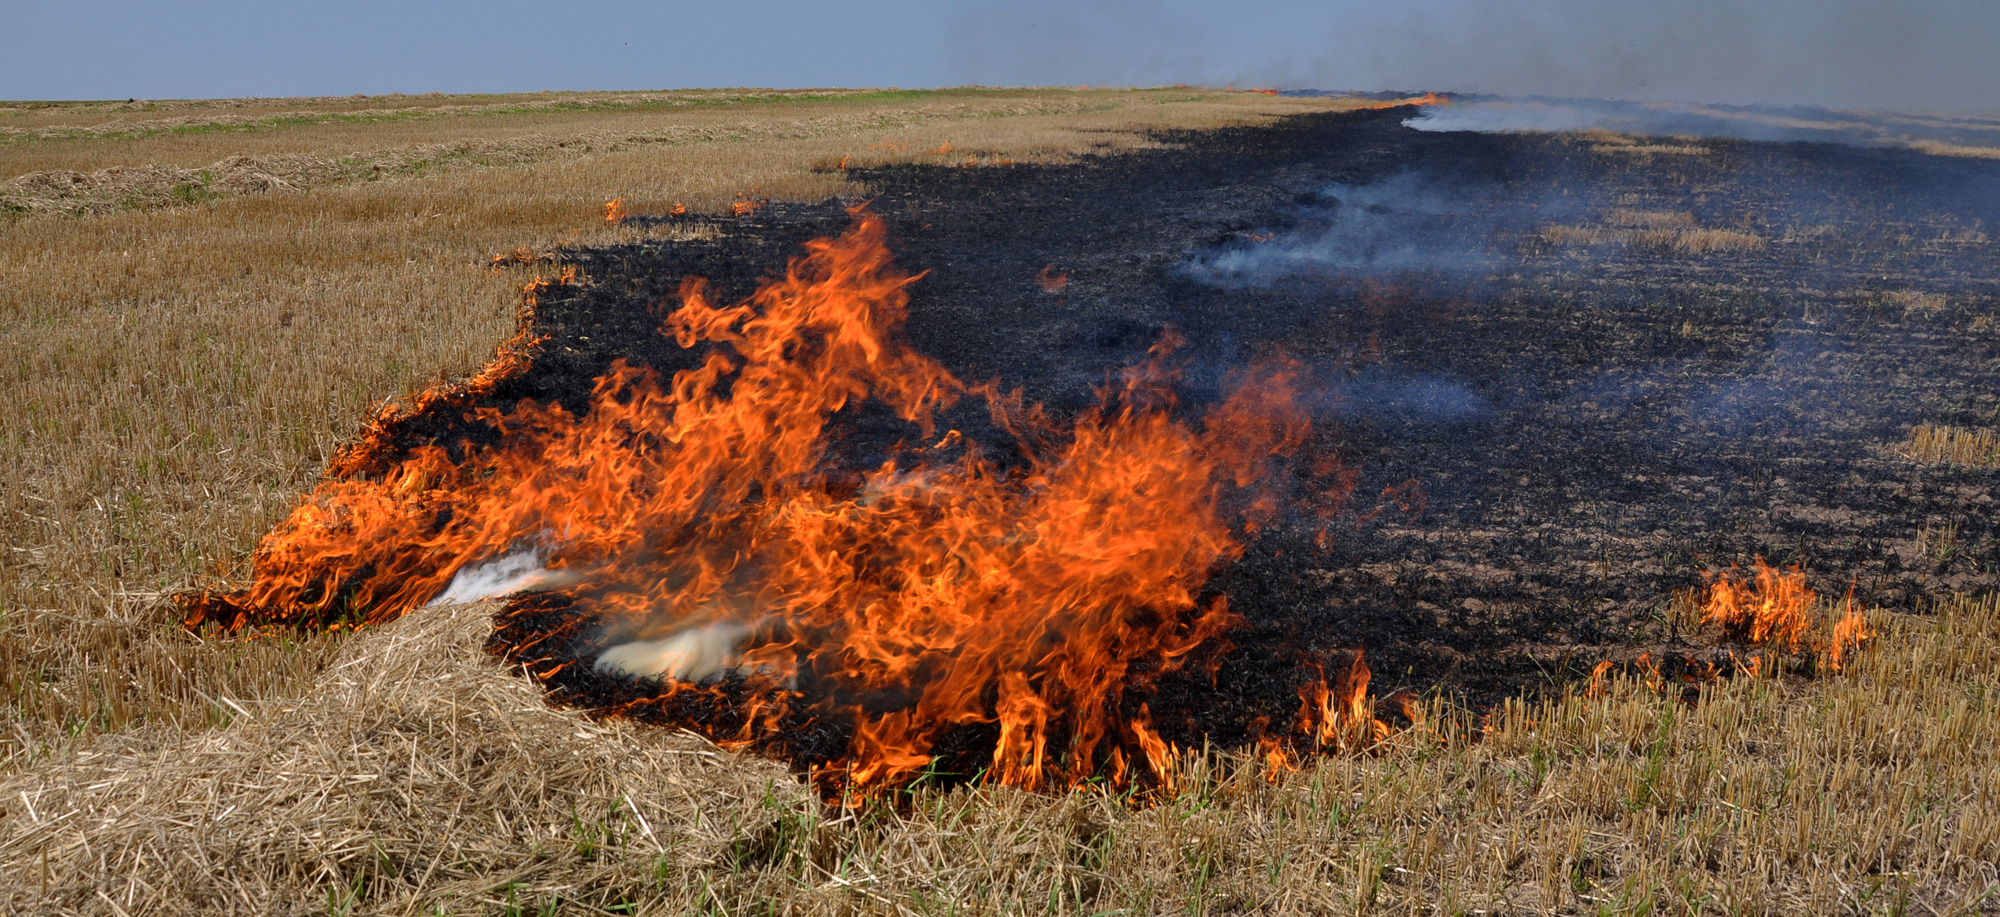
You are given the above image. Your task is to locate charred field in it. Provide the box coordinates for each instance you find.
[236,104,2000,787]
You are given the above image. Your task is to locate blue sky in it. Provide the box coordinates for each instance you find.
[6,0,1994,112]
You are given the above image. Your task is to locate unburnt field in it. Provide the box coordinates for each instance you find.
[4,90,2000,915]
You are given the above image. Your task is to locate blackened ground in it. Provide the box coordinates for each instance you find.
[460,105,2000,769]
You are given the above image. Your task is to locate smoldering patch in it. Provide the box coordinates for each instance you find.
[1182,171,1506,286]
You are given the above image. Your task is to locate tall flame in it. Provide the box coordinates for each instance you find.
[180,207,1311,796]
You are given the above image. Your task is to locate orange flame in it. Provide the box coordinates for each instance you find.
[1293,650,1391,752]
[1701,559,1815,652]
[604,197,627,224]
[488,246,545,274]
[179,206,1311,798]
[1701,559,1872,671]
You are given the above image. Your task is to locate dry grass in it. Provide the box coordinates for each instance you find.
[0,87,1341,767]
[3,593,1995,914]
[1901,423,2000,467]
[1885,288,1950,316]
[1539,222,1769,256]
[1581,131,1711,157]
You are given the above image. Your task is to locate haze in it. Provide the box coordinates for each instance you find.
[5,0,1994,114]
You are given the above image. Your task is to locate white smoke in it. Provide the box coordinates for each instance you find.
[429,548,757,684]
[427,548,581,606]
[593,622,753,683]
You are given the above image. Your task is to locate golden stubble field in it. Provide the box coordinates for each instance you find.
[2,88,1997,915]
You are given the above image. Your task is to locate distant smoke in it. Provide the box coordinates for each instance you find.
[942,0,2000,115]
[1403,97,2000,151]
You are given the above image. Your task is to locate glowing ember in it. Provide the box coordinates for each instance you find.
[1037,265,1068,294]
[180,207,1312,797]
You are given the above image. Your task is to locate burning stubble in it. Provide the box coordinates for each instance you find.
[178,208,1314,797]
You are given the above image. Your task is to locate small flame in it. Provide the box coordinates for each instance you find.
[604,197,627,224]
[1584,659,1614,698]
[1293,650,1391,752]
[1700,560,1872,671]
[1701,559,1815,652]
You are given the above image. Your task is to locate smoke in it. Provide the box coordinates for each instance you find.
[428,548,581,606]
[1329,374,1492,425]
[941,0,2000,115]
[1403,97,2000,152]
[1183,171,1511,286]
[594,622,753,683]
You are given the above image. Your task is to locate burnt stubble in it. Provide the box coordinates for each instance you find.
[463,106,2000,769]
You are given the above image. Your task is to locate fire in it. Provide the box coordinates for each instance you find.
[1702,559,1814,650]
[604,197,627,224]
[179,206,1312,798]
[1292,649,1391,752]
[1700,559,1872,671]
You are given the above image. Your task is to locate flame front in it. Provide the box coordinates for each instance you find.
[180,208,1311,796]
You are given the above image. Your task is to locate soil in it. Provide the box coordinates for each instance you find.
[357,106,2000,776]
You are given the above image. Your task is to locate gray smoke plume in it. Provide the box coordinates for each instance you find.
[942,0,2000,115]
[1402,96,2000,152]
[1183,171,1507,286]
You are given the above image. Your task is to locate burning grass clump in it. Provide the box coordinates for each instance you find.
[1699,559,1872,674]
[8,594,1996,916]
